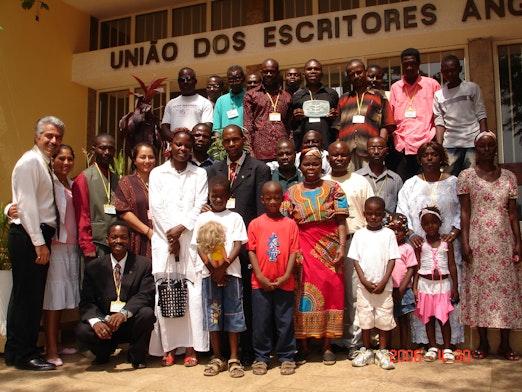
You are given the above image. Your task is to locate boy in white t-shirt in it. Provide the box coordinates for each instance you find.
[348,196,400,370]
[191,176,248,378]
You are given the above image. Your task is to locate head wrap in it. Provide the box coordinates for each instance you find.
[474,130,496,145]
[301,147,322,160]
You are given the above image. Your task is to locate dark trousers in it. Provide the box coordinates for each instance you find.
[388,148,421,182]
[5,224,54,365]
[239,249,253,358]
[75,307,155,363]
[252,288,296,363]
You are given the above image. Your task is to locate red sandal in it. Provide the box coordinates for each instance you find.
[184,356,199,367]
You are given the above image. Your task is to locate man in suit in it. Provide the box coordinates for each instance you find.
[206,124,271,365]
[75,221,155,369]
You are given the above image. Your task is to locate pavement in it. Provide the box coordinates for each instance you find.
[1,345,521,392]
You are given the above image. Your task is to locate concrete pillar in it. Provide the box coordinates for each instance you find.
[467,37,496,131]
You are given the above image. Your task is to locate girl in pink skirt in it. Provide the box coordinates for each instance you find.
[413,206,459,364]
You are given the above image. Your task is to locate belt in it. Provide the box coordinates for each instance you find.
[419,273,449,281]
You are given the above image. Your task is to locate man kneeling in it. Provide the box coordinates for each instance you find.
[76,221,155,369]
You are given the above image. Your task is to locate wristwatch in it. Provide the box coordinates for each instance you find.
[120,309,130,320]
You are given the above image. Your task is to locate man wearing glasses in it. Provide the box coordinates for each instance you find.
[213,65,246,135]
[161,67,214,142]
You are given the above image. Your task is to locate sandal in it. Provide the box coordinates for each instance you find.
[497,348,520,361]
[280,361,296,375]
[322,350,336,366]
[203,356,226,376]
[442,349,455,364]
[184,356,199,367]
[252,360,268,375]
[228,358,245,378]
[423,347,438,362]
[471,348,488,360]
[294,350,309,366]
[161,353,175,367]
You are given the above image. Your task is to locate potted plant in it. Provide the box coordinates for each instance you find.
[0,203,13,351]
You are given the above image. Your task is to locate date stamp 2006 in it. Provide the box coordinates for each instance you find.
[389,349,471,363]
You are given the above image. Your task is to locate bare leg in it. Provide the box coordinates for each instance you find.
[425,317,437,348]
[362,329,372,349]
[44,309,62,360]
[185,346,197,359]
[379,329,390,350]
[398,314,410,349]
[322,337,332,353]
[439,320,452,350]
[477,327,489,352]
[499,329,512,352]
[299,338,309,354]
[210,331,222,358]
[229,332,239,360]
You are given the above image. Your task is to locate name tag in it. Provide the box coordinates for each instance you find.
[226,198,236,209]
[110,300,126,313]
[353,115,365,124]
[227,108,239,119]
[405,108,417,118]
[104,204,116,215]
[309,117,320,123]
[269,112,281,122]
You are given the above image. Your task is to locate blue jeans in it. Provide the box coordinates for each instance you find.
[446,147,476,177]
[252,288,296,363]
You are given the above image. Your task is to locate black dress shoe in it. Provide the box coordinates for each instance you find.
[15,357,56,371]
[132,362,147,369]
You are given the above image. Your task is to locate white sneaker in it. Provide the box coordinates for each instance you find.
[375,349,395,370]
[351,347,374,367]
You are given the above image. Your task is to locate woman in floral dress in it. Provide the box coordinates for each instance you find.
[458,131,521,361]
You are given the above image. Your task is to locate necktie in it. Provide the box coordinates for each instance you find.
[114,263,122,292]
[48,162,60,238]
[229,162,238,184]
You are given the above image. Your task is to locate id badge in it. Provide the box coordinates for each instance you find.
[405,108,417,118]
[353,115,365,124]
[309,117,320,123]
[269,112,281,122]
[104,204,116,215]
[226,198,236,209]
[110,300,126,313]
[227,108,239,119]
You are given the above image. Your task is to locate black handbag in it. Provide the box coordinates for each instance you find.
[157,257,188,318]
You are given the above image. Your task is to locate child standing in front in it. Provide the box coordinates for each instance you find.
[413,206,459,363]
[247,181,300,376]
[191,176,248,378]
[385,213,417,351]
[348,196,400,370]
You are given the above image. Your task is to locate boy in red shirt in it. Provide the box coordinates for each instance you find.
[247,181,300,375]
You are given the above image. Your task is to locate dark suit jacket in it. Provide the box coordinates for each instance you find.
[79,252,155,322]
[206,155,271,228]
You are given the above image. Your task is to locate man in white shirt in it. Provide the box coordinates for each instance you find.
[323,141,374,359]
[161,67,214,141]
[6,116,64,370]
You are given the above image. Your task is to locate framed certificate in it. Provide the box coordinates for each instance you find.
[303,100,330,118]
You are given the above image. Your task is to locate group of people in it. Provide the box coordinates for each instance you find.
[4,45,521,375]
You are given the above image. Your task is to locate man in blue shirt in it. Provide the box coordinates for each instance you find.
[213,65,246,135]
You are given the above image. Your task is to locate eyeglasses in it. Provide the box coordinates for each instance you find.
[178,77,195,83]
